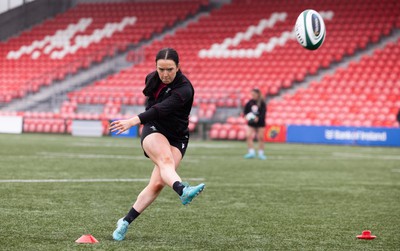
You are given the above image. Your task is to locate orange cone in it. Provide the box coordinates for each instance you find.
[357,230,376,240]
[75,234,99,243]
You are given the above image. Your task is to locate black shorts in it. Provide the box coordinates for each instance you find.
[248,122,265,128]
[140,122,189,158]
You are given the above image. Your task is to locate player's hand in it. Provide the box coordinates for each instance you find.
[110,119,134,135]
[254,117,259,123]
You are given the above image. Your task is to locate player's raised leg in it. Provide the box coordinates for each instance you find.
[143,133,204,205]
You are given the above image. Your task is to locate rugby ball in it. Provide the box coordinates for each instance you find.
[295,9,326,50]
[245,113,256,122]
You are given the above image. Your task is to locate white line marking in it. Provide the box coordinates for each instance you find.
[71,142,139,148]
[188,143,244,149]
[4,152,398,162]
[0,178,205,183]
[38,152,146,160]
[332,152,400,160]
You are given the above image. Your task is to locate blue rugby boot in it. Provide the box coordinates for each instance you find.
[112,218,129,241]
[244,152,256,159]
[180,183,205,205]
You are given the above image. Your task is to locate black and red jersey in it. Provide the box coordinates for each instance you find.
[138,70,194,140]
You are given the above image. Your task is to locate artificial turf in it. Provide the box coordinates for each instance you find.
[0,133,399,250]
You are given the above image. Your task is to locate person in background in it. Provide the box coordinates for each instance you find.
[243,88,267,160]
[397,108,400,126]
[109,48,205,241]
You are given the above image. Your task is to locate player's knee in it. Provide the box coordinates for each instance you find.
[158,154,175,167]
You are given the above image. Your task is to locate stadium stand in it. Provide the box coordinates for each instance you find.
[211,37,400,140]
[109,0,398,103]
[267,39,400,128]
[0,0,208,104]
[75,0,400,137]
[0,0,399,137]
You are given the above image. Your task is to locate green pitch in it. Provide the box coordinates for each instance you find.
[0,134,399,250]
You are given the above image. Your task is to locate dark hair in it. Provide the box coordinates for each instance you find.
[143,48,180,96]
[155,48,179,66]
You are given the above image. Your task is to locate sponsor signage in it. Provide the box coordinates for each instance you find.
[265,125,287,142]
[287,125,400,147]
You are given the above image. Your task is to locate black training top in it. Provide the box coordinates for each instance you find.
[244,99,267,127]
[138,70,194,140]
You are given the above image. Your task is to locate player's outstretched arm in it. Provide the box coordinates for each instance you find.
[110,116,141,134]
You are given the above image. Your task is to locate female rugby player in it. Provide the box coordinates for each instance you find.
[243,88,267,160]
[110,48,205,241]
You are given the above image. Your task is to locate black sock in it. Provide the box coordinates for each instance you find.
[173,181,185,196]
[123,207,140,224]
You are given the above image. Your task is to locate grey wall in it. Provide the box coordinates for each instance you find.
[0,0,74,41]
